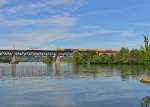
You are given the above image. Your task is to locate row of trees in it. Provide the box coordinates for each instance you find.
[43,55,53,64]
[73,35,150,64]
[0,56,43,63]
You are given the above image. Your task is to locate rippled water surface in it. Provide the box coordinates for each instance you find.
[0,62,150,107]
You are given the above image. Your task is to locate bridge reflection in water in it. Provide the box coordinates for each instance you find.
[0,63,147,80]
[11,64,16,77]
[55,64,61,79]
[0,63,150,107]
[9,63,62,78]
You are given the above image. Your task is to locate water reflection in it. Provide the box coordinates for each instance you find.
[72,64,97,78]
[11,64,16,77]
[72,64,149,80]
[0,63,150,107]
[55,64,61,79]
[0,63,149,80]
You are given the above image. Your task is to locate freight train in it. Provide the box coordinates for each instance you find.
[56,48,118,53]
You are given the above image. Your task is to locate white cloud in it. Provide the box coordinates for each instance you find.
[130,22,150,27]
[84,25,98,29]
[0,0,82,29]
[44,0,75,5]
[0,0,136,49]
[0,0,7,4]
[0,26,135,49]
[0,15,77,29]
[0,0,85,15]
[0,0,83,49]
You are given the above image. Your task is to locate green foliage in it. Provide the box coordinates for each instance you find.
[73,52,98,64]
[43,55,53,64]
[61,57,72,63]
[128,49,143,64]
[144,34,149,51]
[73,35,150,65]
[0,56,43,63]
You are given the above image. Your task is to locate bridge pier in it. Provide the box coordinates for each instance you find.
[11,53,16,64]
[55,52,61,64]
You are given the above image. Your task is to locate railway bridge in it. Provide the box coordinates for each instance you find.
[0,49,118,64]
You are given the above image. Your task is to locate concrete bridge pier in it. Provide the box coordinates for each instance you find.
[55,52,61,64]
[11,53,16,64]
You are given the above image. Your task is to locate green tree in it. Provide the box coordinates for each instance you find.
[43,55,53,64]
[143,35,150,63]
[128,49,140,63]
[72,35,150,65]
[114,47,129,63]
[144,34,149,51]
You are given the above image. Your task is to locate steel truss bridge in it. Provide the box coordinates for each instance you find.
[0,49,118,64]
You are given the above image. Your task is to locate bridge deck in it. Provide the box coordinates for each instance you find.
[0,49,118,56]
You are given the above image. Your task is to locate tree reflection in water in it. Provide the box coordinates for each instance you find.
[72,64,148,80]
[0,63,148,80]
[141,96,150,107]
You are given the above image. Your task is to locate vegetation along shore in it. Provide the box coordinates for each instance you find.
[73,35,150,64]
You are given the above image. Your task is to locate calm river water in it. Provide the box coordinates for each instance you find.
[0,63,150,107]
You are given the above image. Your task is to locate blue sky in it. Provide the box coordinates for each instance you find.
[0,0,149,49]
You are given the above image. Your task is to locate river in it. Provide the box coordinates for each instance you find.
[0,62,150,107]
